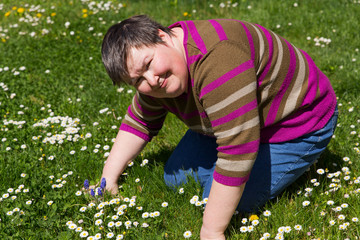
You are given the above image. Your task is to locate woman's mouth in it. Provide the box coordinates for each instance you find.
[160,72,169,88]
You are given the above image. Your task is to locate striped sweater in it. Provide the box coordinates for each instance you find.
[120,19,337,186]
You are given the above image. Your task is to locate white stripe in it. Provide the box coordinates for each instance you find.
[214,116,259,139]
[281,46,306,118]
[124,114,147,131]
[261,32,283,102]
[205,82,257,115]
[217,158,253,172]
[249,23,266,76]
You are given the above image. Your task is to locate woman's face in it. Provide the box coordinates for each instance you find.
[125,30,188,98]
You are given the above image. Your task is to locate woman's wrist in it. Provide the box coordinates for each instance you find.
[200,224,225,240]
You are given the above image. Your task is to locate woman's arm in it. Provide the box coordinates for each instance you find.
[101,130,148,194]
[200,180,246,240]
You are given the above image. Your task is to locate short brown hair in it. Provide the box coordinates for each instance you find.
[101,15,174,85]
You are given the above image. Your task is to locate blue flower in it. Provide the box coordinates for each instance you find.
[84,179,89,189]
[97,188,103,196]
[100,177,106,189]
[90,189,95,197]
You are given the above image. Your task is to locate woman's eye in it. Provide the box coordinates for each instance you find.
[135,77,143,86]
[146,60,152,70]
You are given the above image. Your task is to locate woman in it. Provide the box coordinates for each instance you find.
[100,15,337,239]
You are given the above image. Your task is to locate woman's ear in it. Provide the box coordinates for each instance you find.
[158,29,171,44]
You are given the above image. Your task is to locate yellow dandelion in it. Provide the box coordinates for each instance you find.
[82,9,88,13]
[183,12,189,17]
[17,8,25,14]
[36,13,42,18]
[12,6,17,10]
[51,12,56,17]
[82,13,88,18]
[1,38,6,43]
[249,214,259,221]
[5,11,11,17]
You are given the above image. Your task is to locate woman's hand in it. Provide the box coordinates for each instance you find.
[102,178,119,195]
[200,180,246,240]
[200,226,225,240]
[100,130,148,194]
[84,177,118,195]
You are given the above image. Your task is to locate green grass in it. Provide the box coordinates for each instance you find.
[1,0,360,239]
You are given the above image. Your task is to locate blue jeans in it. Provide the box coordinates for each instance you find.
[164,108,338,212]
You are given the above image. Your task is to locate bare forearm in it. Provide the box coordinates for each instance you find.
[201,180,246,239]
[101,130,148,185]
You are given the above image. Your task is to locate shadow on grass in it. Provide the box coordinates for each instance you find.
[143,145,175,166]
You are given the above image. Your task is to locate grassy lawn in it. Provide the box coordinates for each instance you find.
[1,0,359,239]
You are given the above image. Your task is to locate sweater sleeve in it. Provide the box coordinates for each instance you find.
[120,91,168,141]
[194,40,260,186]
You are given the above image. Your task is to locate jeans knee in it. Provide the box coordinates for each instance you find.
[164,170,190,189]
[164,173,178,189]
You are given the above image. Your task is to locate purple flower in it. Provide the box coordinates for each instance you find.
[84,179,89,189]
[97,188,103,196]
[100,177,106,189]
[90,189,95,197]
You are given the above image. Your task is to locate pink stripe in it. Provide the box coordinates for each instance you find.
[217,139,259,155]
[199,111,207,118]
[255,24,273,87]
[199,60,253,99]
[135,96,163,116]
[209,19,228,41]
[211,99,257,127]
[120,124,151,142]
[300,50,319,106]
[213,171,250,186]
[237,21,255,62]
[188,54,203,65]
[127,106,163,129]
[169,21,190,71]
[264,39,297,126]
[187,20,207,54]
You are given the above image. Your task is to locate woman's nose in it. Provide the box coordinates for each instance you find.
[144,72,159,87]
